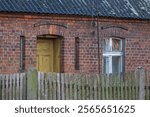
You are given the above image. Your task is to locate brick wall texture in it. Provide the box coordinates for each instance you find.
[0,13,150,74]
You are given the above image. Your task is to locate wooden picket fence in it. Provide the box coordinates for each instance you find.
[0,68,150,100]
[0,73,26,100]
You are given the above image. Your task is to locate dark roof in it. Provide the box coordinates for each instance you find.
[0,0,150,20]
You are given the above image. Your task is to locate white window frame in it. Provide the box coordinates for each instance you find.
[103,37,123,75]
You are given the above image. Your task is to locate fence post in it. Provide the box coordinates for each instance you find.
[27,68,38,100]
[135,67,145,100]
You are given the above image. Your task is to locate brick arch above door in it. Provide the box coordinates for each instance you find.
[28,25,66,38]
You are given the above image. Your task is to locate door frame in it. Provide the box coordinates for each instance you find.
[36,34,63,73]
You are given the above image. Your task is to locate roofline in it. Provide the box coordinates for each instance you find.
[0,11,150,22]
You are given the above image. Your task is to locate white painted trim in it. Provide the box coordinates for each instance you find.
[109,56,112,74]
[120,56,123,72]
[103,37,124,75]
[103,52,123,56]
[110,38,112,51]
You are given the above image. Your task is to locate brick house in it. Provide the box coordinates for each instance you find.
[0,0,150,75]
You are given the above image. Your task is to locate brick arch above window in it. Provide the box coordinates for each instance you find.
[102,29,127,39]
[101,24,128,40]
[101,25,128,31]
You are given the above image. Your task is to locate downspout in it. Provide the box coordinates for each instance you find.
[97,16,100,75]
[94,0,101,76]
[93,0,101,75]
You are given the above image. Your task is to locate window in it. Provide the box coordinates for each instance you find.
[20,36,25,72]
[75,37,79,70]
[103,37,124,75]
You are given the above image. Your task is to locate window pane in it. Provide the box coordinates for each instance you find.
[20,36,25,72]
[103,57,109,74]
[112,39,121,51]
[103,38,111,52]
[112,56,121,74]
[75,37,79,70]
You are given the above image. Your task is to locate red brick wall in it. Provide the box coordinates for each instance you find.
[0,13,150,74]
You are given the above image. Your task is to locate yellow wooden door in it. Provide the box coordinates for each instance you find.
[36,39,60,73]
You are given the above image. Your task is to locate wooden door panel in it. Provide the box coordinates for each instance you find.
[41,55,52,73]
[53,39,60,72]
[36,55,39,71]
[38,54,50,72]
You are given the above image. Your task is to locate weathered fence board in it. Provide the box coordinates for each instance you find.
[145,71,150,100]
